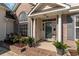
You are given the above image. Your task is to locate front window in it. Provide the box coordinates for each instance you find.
[76,16,79,27]
[19,23,28,36]
[18,12,28,36]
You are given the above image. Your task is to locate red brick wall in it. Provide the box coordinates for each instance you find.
[14,3,33,34]
[16,3,32,17]
[62,14,67,41]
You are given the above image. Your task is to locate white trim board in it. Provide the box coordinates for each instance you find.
[28,8,69,17]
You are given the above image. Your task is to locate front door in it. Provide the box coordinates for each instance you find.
[45,22,52,38]
[43,20,56,40]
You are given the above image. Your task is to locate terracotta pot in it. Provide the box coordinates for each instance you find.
[14,43,26,48]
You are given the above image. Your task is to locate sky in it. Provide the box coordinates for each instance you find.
[5,3,15,10]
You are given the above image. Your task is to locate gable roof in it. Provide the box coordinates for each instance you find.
[28,3,70,17]
[13,3,36,12]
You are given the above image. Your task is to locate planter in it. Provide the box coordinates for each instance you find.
[63,50,71,56]
[10,43,27,54]
[14,43,26,48]
[28,44,33,47]
[57,49,63,55]
[57,49,69,55]
[68,49,78,56]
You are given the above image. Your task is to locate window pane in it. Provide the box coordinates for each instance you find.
[45,22,52,38]
[76,28,79,39]
[19,12,27,22]
[76,16,79,26]
[19,23,28,36]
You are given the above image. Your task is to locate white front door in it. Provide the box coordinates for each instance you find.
[43,20,56,41]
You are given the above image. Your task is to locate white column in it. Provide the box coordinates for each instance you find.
[33,18,36,39]
[33,18,37,44]
[57,14,62,42]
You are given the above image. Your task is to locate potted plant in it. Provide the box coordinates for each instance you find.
[53,41,69,55]
[75,40,79,55]
[21,37,28,45]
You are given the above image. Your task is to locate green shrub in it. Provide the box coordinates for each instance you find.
[9,34,19,44]
[8,33,34,47]
[12,35,19,43]
[5,33,20,44]
[27,37,34,47]
[20,37,28,45]
[75,40,79,55]
[12,34,21,43]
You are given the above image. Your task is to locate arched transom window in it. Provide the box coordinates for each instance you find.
[19,12,28,22]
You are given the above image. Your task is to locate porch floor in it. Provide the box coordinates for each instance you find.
[36,41,57,53]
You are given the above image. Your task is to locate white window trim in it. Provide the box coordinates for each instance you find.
[72,14,79,41]
[19,12,28,22]
[19,21,28,23]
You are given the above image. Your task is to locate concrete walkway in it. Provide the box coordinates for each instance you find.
[37,41,57,53]
[0,41,57,56]
[64,40,76,49]
[0,51,19,56]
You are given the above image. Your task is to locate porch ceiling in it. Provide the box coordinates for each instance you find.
[32,3,64,13]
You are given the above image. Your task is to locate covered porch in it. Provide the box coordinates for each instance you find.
[28,3,71,53]
[28,14,65,54]
[31,15,57,42]
[29,3,70,43]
